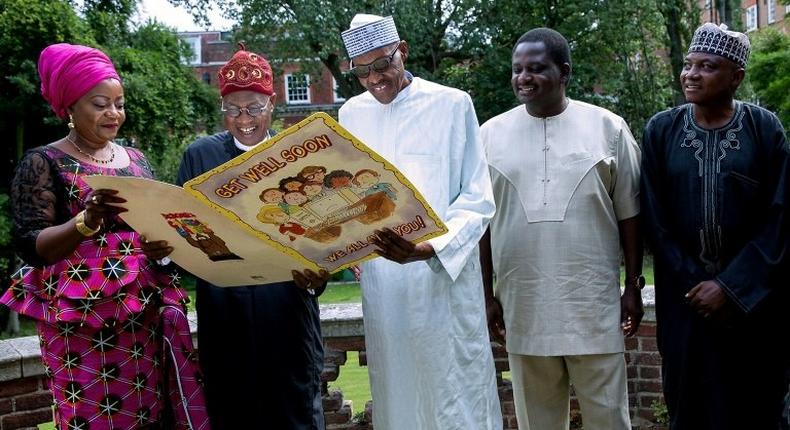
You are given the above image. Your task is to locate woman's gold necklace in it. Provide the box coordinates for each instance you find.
[66,134,115,165]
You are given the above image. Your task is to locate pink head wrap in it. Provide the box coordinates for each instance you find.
[38,43,121,119]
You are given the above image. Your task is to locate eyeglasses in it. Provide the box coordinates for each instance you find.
[222,100,272,118]
[349,44,401,78]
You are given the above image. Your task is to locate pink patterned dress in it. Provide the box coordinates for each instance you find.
[0,145,210,430]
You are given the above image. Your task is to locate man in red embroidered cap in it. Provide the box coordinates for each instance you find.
[174,44,329,429]
[217,42,275,146]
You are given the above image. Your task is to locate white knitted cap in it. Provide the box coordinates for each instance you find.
[688,23,750,68]
[341,14,400,58]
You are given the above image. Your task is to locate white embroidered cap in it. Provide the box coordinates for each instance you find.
[341,14,400,58]
[688,22,750,68]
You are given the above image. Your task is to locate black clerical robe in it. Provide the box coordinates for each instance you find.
[641,102,789,430]
[176,131,325,430]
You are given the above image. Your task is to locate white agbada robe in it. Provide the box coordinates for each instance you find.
[339,77,502,430]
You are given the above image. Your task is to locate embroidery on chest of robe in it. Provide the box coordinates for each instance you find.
[490,112,616,223]
[679,103,746,273]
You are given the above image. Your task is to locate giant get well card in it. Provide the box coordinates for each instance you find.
[86,113,447,286]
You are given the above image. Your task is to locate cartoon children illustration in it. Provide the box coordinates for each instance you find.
[259,187,291,214]
[297,165,327,185]
[300,181,325,199]
[279,176,304,192]
[259,187,285,204]
[257,205,305,242]
[282,190,309,215]
[353,169,397,200]
[164,213,243,261]
[324,170,354,190]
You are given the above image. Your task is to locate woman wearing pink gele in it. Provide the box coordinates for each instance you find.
[0,43,210,430]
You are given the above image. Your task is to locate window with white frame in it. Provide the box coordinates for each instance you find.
[181,36,201,65]
[767,0,776,23]
[745,5,758,32]
[333,78,346,103]
[786,3,790,14]
[285,74,311,104]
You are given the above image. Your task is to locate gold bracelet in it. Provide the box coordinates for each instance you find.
[74,210,101,236]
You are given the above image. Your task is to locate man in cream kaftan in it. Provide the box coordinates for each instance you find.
[338,13,502,430]
[480,29,643,430]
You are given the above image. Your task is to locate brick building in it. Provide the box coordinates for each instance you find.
[699,0,790,33]
[178,31,347,127]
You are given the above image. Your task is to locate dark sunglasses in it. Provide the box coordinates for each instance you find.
[349,44,401,78]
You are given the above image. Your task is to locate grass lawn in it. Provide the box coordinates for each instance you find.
[328,350,372,417]
[319,281,362,304]
[319,282,372,414]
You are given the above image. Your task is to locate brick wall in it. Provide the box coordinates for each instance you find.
[316,298,666,430]
[0,296,666,430]
[627,322,666,427]
[0,377,51,430]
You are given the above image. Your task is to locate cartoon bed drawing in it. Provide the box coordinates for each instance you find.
[253,166,398,244]
[293,188,396,243]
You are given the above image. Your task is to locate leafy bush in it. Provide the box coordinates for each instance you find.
[651,399,669,425]
[747,28,790,129]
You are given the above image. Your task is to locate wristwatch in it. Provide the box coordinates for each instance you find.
[625,274,646,290]
[74,210,101,236]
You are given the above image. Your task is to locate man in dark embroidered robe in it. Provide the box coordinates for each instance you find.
[641,23,789,430]
[176,45,329,429]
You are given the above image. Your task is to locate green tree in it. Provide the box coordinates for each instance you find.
[747,28,790,128]
[174,0,674,138]
[83,0,137,46]
[0,0,94,163]
[443,0,673,135]
[198,0,369,98]
[0,0,218,184]
[105,21,219,182]
[656,0,700,104]
[76,0,220,181]
[709,0,743,29]
[169,0,484,99]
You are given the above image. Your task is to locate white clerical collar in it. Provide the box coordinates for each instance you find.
[233,131,270,152]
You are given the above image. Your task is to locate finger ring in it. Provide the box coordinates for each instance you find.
[91,195,100,204]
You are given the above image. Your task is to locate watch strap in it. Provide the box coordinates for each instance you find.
[625,274,646,290]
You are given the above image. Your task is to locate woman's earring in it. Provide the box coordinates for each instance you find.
[68,114,75,129]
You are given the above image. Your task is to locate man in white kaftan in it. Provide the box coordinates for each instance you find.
[480,29,643,430]
[338,14,502,430]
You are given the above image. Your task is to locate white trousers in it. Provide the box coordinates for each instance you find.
[508,352,631,430]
